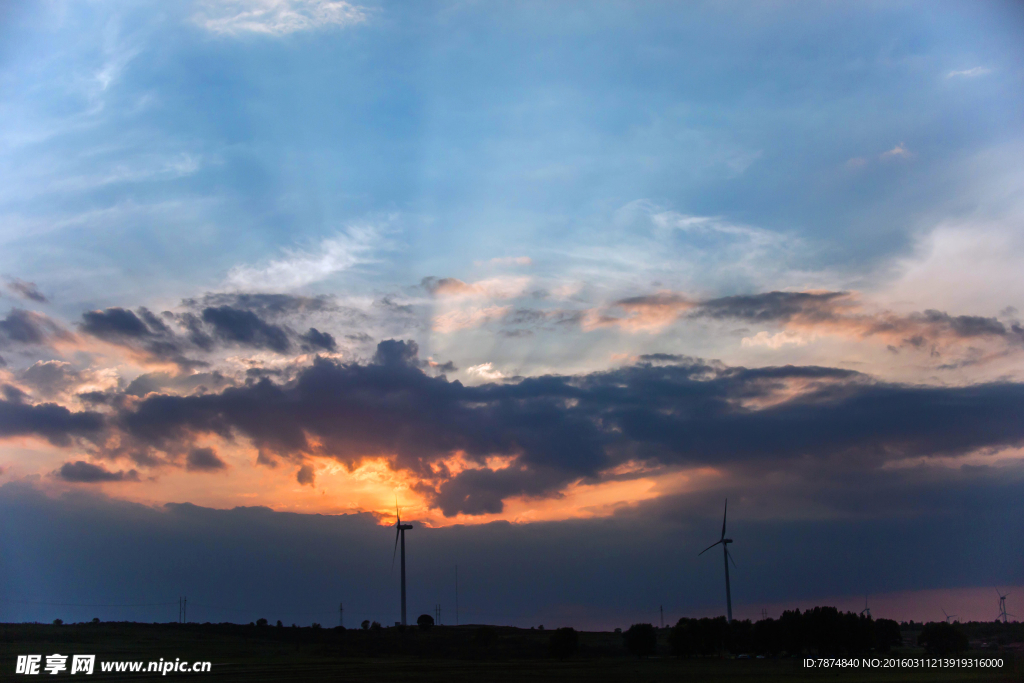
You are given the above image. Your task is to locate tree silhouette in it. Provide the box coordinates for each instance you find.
[623,623,657,657]
[417,614,434,631]
[548,627,578,658]
[361,620,370,631]
[919,622,968,655]
[875,619,902,653]
[256,618,268,627]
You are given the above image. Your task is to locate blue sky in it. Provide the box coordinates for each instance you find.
[1,0,1023,625]
[3,0,1021,312]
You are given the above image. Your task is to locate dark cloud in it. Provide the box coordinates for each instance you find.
[0,309,69,346]
[125,371,231,397]
[80,307,203,369]
[420,276,469,296]
[296,464,315,486]
[57,461,139,483]
[685,291,1024,350]
[81,303,325,364]
[0,395,104,446]
[184,293,337,318]
[299,328,337,352]
[693,291,848,323]
[616,292,692,308]
[186,447,227,472]
[18,361,83,398]
[430,360,458,373]
[6,278,48,303]
[504,308,583,330]
[108,341,1024,517]
[372,338,419,366]
[81,307,152,339]
[637,353,693,364]
[3,384,28,402]
[201,306,292,353]
[76,391,121,407]
[179,312,215,351]
[916,310,1011,338]
[375,295,415,315]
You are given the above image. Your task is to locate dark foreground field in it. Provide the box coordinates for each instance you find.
[1,623,1020,682]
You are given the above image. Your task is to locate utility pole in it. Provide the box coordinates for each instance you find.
[339,603,343,628]
[455,565,459,626]
[435,603,441,625]
[183,597,186,624]
[660,605,664,628]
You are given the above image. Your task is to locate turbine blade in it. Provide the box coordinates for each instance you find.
[728,549,737,568]
[699,539,722,556]
[721,499,728,540]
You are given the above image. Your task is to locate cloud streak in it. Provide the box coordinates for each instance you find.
[194,0,368,36]
[581,290,1024,361]
[225,227,381,291]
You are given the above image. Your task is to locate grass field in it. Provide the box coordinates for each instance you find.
[1,623,1020,682]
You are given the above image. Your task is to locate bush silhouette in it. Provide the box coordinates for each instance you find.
[361,620,370,631]
[417,614,434,631]
[256,618,268,627]
[623,623,658,657]
[548,627,578,658]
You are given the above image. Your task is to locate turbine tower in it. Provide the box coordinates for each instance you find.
[699,499,736,623]
[392,500,413,626]
[997,590,1014,624]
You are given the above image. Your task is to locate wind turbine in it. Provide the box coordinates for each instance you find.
[941,609,957,624]
[860,597,871,618]
[391,499,414,626]
[997,589,1014,624]
[699,499,736,623]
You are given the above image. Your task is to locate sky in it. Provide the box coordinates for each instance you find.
[1,0,1023,629]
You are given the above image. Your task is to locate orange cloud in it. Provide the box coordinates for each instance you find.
[422,276,530,300]
[583,291,695,333]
